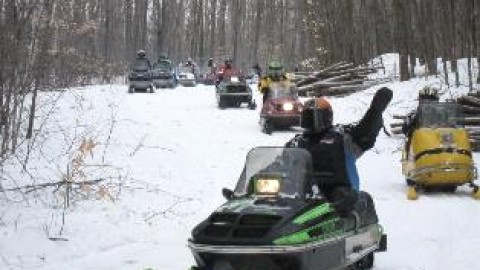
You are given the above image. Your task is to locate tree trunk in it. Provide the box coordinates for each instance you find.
[394,0,410,81]
[124,0,134,57]
[218,0,227,55]
[450,0,460,86]
[209,0,218,59]
[474,0,480,84]
[253,0,263,64]
[232,0,241,65]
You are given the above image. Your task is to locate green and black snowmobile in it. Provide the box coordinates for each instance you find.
[188,147,387,270]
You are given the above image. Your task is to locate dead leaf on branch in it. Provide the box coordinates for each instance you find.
[79,138,98,158]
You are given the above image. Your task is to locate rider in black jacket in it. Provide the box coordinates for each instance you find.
[286,87,393,224]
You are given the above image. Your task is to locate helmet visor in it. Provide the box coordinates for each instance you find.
[301,107,331,132]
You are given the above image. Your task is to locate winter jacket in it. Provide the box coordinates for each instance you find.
[258,75,289,94]
[133,57,152,71]
[286,88,393,191]
[216,66,237,82]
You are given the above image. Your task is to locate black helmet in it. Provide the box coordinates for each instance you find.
[300,97,333,132]
[225,58,233,68]
[418,86,439,103]
[137,50,146,58]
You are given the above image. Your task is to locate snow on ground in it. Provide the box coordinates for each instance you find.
[1,54,480,270]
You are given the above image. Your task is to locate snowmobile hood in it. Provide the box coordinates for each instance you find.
[191,196,345,246]
[267,96,301,106]
[215,197,301,216]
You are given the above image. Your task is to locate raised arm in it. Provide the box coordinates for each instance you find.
[348,87,393,152]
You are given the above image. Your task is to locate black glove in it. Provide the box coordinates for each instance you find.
[369,87,393,114]
[350,87,393,151]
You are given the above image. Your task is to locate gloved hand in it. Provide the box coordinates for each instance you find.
[369,87,393,114]
[351,87,393,151]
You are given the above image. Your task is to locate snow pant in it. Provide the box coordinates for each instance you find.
[325,187,379,228]
[262,89,271,104]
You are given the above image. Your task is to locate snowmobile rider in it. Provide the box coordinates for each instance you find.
[207,58,215,69]
[402,86,440,153]
[133,49,152,70]
[259,60,289,104]
[252,62,262,77]
[184,58,197,74]
[154,54,173,70]
[286,87,393,224]
[216,58,236,85]
[207,57,217,74]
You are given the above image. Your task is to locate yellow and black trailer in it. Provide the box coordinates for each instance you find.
[401,102,479,200]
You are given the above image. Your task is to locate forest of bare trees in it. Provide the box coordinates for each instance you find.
[1,0,479,163]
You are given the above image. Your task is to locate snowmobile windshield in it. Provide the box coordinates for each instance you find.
[418,102,463,128]
[132,59,151,72]
[178,66,194,74]
[234,147,313,199]
[268,82,297,99]
[153,60,172,71]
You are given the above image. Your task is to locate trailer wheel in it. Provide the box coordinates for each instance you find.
[128,87,135,94]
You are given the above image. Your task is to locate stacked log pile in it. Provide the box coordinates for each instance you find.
[291,61,389,97]
[456,92,480,151]
[389,115,406,136]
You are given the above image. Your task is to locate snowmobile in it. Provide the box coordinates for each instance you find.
[203,71,218,85]
[177,65,197,87]
[128,61,154,93]
[260,81,303,134]
[152,60,177,88]
[401,101,479,200]
[215,75,256,110]
[189,147,387,270]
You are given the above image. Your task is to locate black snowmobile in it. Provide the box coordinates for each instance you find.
[128,59,154,93]
[152,59,177,89]
[189,147,387,270]
[216,76,256,110]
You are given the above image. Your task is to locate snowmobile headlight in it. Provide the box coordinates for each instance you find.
[282,103,294,111]
[231,76,239,82]
[255,179,280,195]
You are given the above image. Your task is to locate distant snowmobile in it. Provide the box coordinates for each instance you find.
[260,81,303,134]
[128,50,154,93]
[188,147,387,270]
[151,59,177,89]
[215,75,256,110]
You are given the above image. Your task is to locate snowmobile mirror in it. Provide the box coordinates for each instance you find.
[306,184,322,201]
[222,188,234,200]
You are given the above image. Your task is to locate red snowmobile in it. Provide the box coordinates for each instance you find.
[260,81,303,134]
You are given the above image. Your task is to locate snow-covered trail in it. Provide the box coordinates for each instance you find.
[1,78,480,270]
